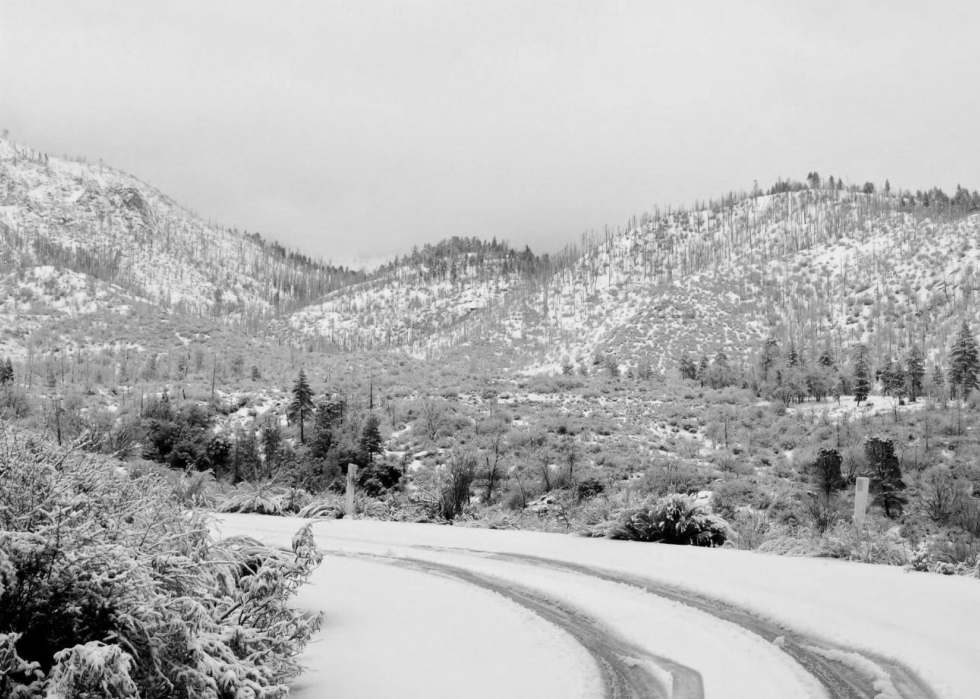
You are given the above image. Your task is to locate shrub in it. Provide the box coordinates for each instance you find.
[357,461,402,497]
[0,387,32,420]
[604,494,733,547]
[636,459,704,496]
[0,427,322,698]
[728,511,773,550]
[710,479,757,520]
[803,492,848,533]
[218,482,314,516]
[759,520,909,565]
[575,476,605,501]
[297,493,346,519]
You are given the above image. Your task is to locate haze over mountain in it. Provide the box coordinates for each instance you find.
[5,2,980,263]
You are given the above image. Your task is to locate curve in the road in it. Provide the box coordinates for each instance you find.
[439,548,939,699]
[334,551,704,699]
[333,541,939,699]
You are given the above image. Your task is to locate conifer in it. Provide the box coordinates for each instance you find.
[0,357,12,386]
[948,321,980,399]
[905,346,925,402]
[810,448,845,498]
[852,344,871,405]
[287,369,315,444]
[864,437,908,519]
[359,413,383,465]
[818,339,834,368]
[759,335,779,380]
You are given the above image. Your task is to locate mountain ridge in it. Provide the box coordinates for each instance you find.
[5,133,980,383]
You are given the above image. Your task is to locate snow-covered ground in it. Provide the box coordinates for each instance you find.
[217,515,979,699]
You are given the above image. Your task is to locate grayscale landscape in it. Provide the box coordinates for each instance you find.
[2,3,979,698]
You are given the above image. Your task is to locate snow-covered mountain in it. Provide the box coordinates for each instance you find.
[280,237,554,354]
[0,136,365,325]
[523,188,980,374]
[268,181,980,376]
[5,132,980,379]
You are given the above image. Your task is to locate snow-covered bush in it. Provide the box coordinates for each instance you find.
[602,494,733,546]
[297,494,346,519]
[0,428,322,699]
[758,519,909,565]
[907,535,980,577]
[218,482,318,516]
[219,481,291,515]
[45,641,139,698]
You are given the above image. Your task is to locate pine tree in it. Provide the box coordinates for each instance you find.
[0,357,12,386]
[817,339,834,368]
[864,437,908,519]
[287,369,315,444]
[881,359,905,398]
[786,340,799,367]
[697,354,709,387]
[261,421,282,474]
[905,346,925,402]
[948,321,980,399]
[310,396,345,460]
[678,353,698,381]
[852,344,871,405]
[359,413,383,465]
[759,335,779,381]
[810,448,845,498]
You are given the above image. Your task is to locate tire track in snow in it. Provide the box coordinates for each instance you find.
[476,551,939,699]
[334,551,704,699]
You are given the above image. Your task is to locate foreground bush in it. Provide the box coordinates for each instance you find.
[597,494,733,546]
[218,481,314,516]
[0,428,322,699]
[758,520,909,566]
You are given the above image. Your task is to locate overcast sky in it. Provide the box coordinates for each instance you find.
[2,2,979,267]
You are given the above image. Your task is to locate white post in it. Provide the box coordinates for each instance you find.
[346,463,357,517]
[854,476,870,526]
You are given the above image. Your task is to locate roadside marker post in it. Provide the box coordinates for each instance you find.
[854,476,869,526]
[346,463,357,517]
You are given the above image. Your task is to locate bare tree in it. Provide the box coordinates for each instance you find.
[440,449,477,520]
[419,398,448,442]
[481,418,508,504]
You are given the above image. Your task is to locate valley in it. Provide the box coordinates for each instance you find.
[2,134,980,698]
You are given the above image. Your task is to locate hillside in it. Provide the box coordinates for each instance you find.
[281,236,556,355]
[0,136,366,328]
[273,181,980,380]
[10,132,979,386]
[525,188,980,375]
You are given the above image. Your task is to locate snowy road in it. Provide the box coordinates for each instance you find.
[216,515,979,699]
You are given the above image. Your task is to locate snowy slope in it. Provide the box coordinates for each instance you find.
[283,262,521,353]
[0,136,361,323]
[281,187,980,373]
[219,514,978,699]
[520,191,980,373]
